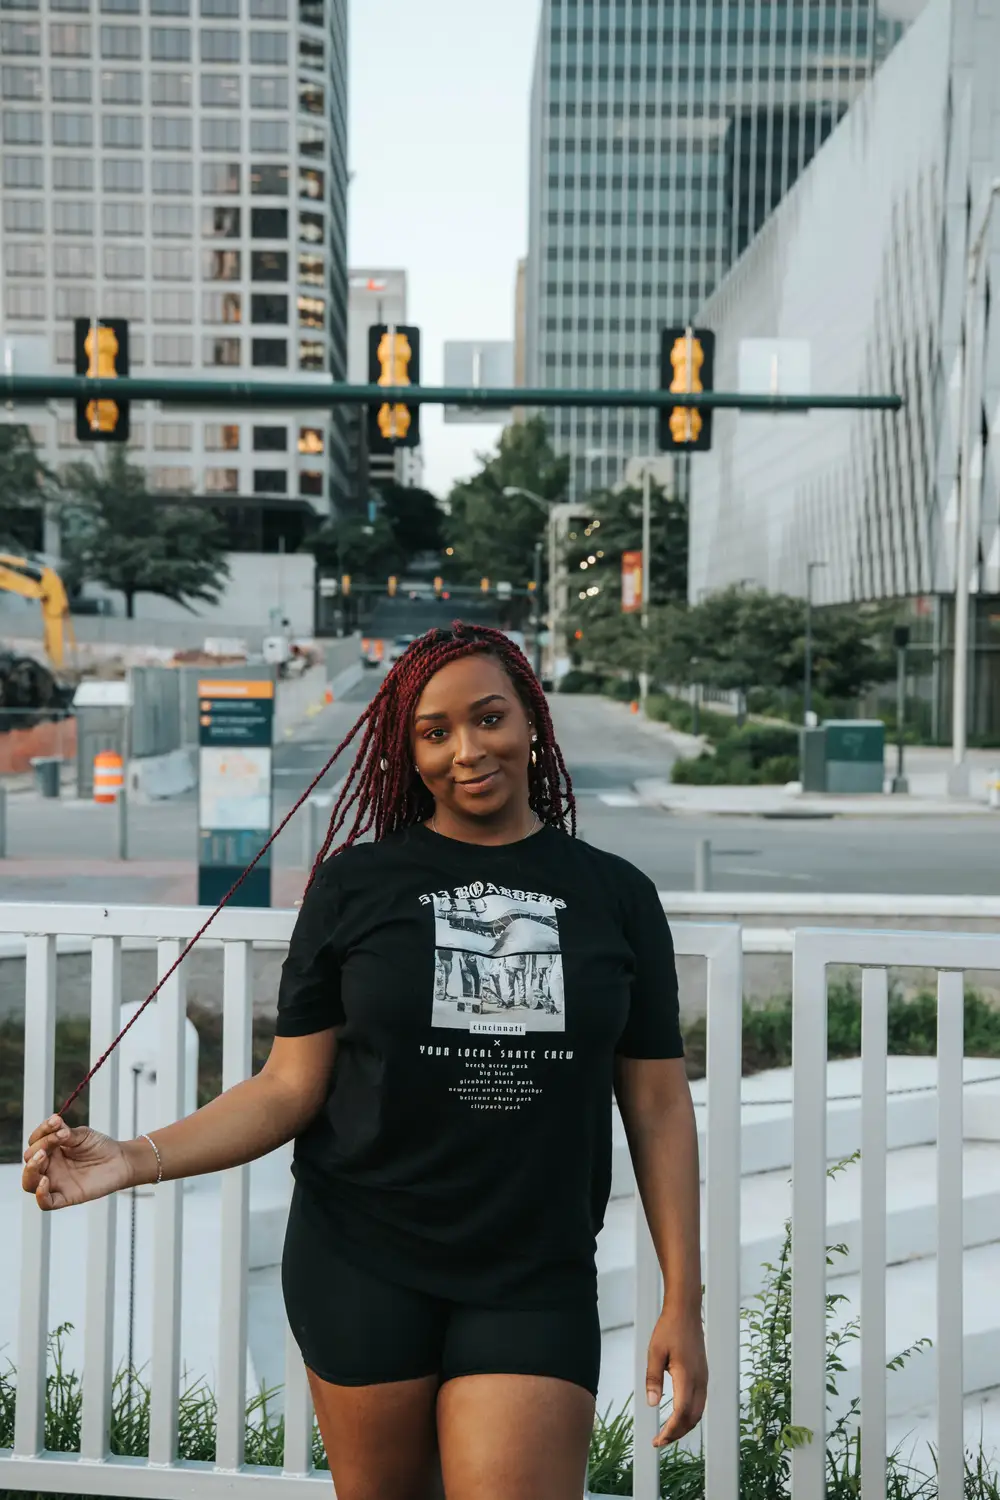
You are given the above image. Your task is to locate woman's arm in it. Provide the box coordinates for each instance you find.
[23,1030,338,1209]
[615,1054,707,1447]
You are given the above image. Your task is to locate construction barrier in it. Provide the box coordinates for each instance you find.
[93,749,124,804]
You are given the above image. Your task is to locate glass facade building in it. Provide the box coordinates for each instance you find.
[0,0,349,543]
[525,0,920,501]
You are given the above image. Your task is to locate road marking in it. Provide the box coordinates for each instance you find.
[722,865,817,883]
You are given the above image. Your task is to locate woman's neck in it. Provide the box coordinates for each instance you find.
[427,800,538,847]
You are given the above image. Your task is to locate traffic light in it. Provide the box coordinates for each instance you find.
[74,318,130,442]
[527,580,537,593]
[480,577,490,593]
[433,575,443,598]
[388,575,398,597]
[341,573,351,596]
[367,324,421,454]
[659,326,715,452]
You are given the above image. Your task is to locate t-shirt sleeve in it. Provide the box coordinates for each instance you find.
[276,861,345,1036]
[615,866,684,1059]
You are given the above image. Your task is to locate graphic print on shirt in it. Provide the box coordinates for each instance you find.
[431,886,565,1033]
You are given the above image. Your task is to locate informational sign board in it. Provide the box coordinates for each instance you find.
[621,550,643,613]
[197,678,274,908]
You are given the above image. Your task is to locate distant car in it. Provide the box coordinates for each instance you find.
[388,634,417,666]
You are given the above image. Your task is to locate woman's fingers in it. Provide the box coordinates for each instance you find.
[26,1115,67,1149]
[23,1130,67,1164]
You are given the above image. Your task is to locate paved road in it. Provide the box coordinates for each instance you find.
[2,684,1000,901]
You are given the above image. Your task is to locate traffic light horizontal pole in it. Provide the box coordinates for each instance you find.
[1,376,904,412]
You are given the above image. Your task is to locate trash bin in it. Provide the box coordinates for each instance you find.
[823,720,885,794]
[30,755,63,799]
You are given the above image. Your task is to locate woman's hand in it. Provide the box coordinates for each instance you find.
[22,1115,138,1211]
[645,1305,709,1447]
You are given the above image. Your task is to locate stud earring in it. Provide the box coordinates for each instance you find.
[380,757,388,771]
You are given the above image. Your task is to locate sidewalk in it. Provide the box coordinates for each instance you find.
[634,778,998,819]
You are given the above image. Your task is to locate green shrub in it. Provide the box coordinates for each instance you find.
[759,754,800,785]
[720,722,800,764]
[557,668,607,694]
[606,676,641,702]
[670,722,800,785]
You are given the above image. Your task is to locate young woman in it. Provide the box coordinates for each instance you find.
[23,623,707,1500]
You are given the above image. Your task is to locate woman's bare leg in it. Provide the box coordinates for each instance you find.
[437,1374,594,1500]
[307,1368,441,1500]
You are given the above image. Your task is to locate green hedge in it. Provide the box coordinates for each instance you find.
[672,722,800,786]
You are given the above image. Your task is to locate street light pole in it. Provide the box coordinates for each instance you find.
[949,176,1000,798]
[502,485,560,684]
[532,539,543,679]
[640,462,651,713]
[891,625,910,794]
[804,560,826,726]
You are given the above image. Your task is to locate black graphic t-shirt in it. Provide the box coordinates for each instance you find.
[276,824,682,1308]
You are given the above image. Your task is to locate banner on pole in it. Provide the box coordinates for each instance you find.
[621,550,643,613]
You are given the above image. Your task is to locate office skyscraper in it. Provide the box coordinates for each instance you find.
[525,0,922,500]
[0,0,349,552]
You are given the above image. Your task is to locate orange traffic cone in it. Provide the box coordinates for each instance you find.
[630,700,639,714]
[324,687,333,705]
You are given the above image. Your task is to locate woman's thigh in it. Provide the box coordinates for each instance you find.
[437,1374,594,1500]
[308,1369,442,1500]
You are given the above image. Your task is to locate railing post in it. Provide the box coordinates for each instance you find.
[0,782,7,858]
[117,785,129,862]
[694,837,712,892]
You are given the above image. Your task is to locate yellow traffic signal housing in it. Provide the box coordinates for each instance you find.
[341,573,351,596]
[433,575,443,597]
[658,326,715,452]
[480,577,490,593]
[74,318,130,442]
[387,575,398,597]
[367,324,421,453]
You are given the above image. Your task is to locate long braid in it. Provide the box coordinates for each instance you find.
[59,622,575,1115]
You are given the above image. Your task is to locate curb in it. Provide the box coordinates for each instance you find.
[632,782,997,820]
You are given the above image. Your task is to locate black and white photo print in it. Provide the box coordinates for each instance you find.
[431,888,565,1032]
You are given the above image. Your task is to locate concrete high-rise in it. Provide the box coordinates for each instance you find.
[0,0,349,551]
[525,0,923,501]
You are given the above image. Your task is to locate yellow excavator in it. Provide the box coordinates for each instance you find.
[0,555,76,717]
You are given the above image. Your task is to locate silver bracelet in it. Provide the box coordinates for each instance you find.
[140,1133,163,1185]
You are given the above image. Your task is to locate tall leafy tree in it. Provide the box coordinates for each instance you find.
[374,481,444,562]
[61,450,229,618]
[0,424,55,554]
[445,417,569,586]
[309,513,403,582]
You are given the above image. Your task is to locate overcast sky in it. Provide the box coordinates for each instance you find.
[348,0,541,498]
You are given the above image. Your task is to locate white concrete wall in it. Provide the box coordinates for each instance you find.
[108,552,317,637]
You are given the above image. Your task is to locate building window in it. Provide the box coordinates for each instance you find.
[204,335,240,366]
[153,334,193,365]
[53,200,93,233]
[3,110,43,144]
[299,0,322,24]
[200,27,238,60]
[4,155,44,188]
[249,73,286,108]
[297,251,323,284]
[251,292,286,322]
[201,71,238,106]
[151,0,190,13]
[249,29,286,63]
[250,0,286,15]
[299,339,324,371]
[103,157,142,191]
[251,339,286,367]
[152,205,193,238]
[51,67,91,100]
[201,0,238,13]
[201,161,239,194]
[251,163,288,195]
[51,0,90,11]
[298,125,324,157]
[1,21,41,53]
[103,200,143,234]
[101,0,141,15]
[253,468,287,493]
[202,290,241,322]
[1,66,43,99]
[251,207,287,238]
[102,112,141,146]
[104,244,144,278]
[100,24,140,57]
[205,423,239,451]
[203,248,240,280]
[251,250,287,281]
[299,470,323,497]
[250,119,286,152]
[4,241,45,275]
[298,211,323,244]
[204,467,239,492]
[53,157,92,189]
[152,245,193,276]
[4,199,44,232]
[150,466,193,491]
[298,34,322,68]
[52,112,93,145]
[253,426,285,450]
[152,159,192,193]
[5,286,46,319]
[53,243,94,277]
[298,81,323,115]
[202,205,240,237]
[299,167,323,200]
[154,421,192,449]
[201,116,240,150]
[297,294,324,329]
[101,68,141,101]
[152,115,191,149]
[50,22,91,52]
[298,426,323,454]
[151,71,190,104]
[150,26,190,59]
[152,289,193,321]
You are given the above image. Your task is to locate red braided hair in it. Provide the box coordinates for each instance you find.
[59,622,575,1114]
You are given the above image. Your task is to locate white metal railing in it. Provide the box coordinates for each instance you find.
[0,901,996,1500]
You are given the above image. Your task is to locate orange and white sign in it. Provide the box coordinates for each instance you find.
[621,550,643,613]
[197,678,274,699]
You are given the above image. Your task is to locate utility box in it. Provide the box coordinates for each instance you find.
[799,728,827,793]
[824,720,885,794]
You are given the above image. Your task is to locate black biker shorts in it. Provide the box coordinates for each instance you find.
[281,1185,601,1397]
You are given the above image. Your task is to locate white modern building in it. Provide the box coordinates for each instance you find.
[524,0,922,503]
[688,0,1000,738]
[0,0,349,551]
